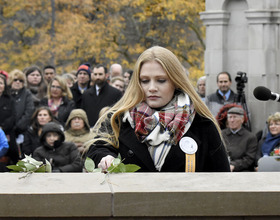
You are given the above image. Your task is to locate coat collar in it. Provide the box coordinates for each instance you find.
[224,127,245,136]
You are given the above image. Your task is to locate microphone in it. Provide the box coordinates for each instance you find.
[253,86,280,102]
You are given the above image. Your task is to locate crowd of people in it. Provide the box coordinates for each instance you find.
[197,71,280,171]
[0,62,127,172]
[0,46,279,173]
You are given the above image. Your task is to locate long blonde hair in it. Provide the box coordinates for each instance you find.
[87,46,221,149]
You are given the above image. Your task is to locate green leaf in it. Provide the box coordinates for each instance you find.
[123,164,141,172]
[6,165,25,172]
[84,157,96,172]
[112,158,121,166]
[117,153,122,160]
[24,163,36,171]
[45,159,52,173]
[107,164,117,173]
[36,165,47,172]
[92,168,102,173]
[118,163,126,172]
[17,161,26,168]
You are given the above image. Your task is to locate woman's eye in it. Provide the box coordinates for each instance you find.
[140,79,149,84]
[158,79,166,83]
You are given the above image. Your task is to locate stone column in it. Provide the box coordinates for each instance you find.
[200,0,280,133]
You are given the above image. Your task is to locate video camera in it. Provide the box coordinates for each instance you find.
[234,71,251,131]
[235,71,248,92]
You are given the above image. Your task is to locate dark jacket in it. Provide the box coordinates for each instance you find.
[40,97,75,126]
[0,94,16,135]
[22,127,41,156]
[86,114,230,172]
[255,134,280,166]
[11,88,35,134]
[81,82,123,127]
[70,82,90,108]
[222,127,257,171]
[33,122,82,172]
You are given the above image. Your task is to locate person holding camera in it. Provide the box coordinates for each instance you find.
[205,71,237,118]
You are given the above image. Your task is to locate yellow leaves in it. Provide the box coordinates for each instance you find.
[0,0,205,77]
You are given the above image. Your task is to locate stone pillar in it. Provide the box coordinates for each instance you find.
[200,0,280,133]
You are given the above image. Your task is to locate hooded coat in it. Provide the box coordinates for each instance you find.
[64,109,94,154]
[33,122,82,172]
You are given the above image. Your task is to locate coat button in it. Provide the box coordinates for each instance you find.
[127,150,134,157]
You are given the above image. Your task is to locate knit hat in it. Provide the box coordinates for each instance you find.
[227,107,244,115]
[77,63,91,77]
[0,70,8,79]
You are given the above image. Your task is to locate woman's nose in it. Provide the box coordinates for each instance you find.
[148,81,157,91]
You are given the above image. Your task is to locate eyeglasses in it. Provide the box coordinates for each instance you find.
[13,79,24,83]
[51,85,62,90]
[269,122,280,127]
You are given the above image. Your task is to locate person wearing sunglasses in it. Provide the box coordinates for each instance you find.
[8,69,35,162]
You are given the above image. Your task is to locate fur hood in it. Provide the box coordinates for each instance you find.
[65,109,90,131]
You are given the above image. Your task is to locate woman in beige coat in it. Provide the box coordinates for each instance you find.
[64,109,94,155]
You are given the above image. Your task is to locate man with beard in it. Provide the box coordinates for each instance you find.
[71,64,91,108]
[205,71,237,118]
[81,64,123,127]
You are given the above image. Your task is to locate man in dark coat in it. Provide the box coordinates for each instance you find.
[71,63,91,108]
[222,107,257,172]
[81,64,122,127]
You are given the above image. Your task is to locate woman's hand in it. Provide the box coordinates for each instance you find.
[98,155,115,172]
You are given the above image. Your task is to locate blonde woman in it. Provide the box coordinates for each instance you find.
[257,112,280,158]
[8,69,35,162]
[40,75,75,126]
[86,46,230,172]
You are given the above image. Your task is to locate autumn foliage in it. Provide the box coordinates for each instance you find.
[0,0,205,84]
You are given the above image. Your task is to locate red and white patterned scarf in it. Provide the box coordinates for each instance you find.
[48,98,62,117]
[123,92,196,171]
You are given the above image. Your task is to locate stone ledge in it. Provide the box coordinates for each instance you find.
[245,10,280,24]
[0,173,280,218]
[200,11,231,25]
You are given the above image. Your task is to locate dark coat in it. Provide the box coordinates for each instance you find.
[70,82,91,108]
[0,94,16,135]
[33,142,82,172]
[0,93,18,163]
[33,122,82,172]
[11,88,35,134]
[222,127,257,171]
[81,82,123,127]
[40,97,75,126]
[22,127,41,156]
[255,134,280,166]
[86,114,230,172]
